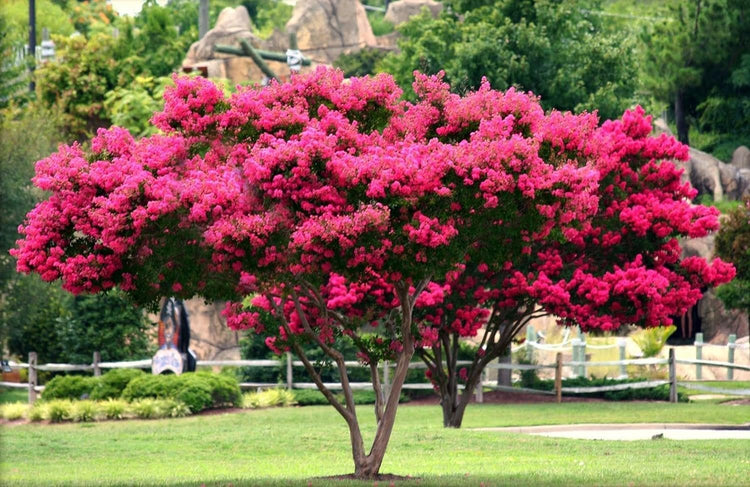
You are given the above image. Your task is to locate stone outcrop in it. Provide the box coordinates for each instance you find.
[182,298,241,360]
[687,147,750,201]
[182,6,297,84]
[681,235,749,342]
[731,145,750,170]
[384,0,443,26]
[286,0,377,64]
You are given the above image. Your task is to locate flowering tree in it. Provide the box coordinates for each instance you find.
[12,67,715,476]
[411,102,736,427]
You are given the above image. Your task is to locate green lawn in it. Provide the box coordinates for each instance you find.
[2,402,749,486]
[0,388,27,404]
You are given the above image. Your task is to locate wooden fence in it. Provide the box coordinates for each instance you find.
[3,336,749,405]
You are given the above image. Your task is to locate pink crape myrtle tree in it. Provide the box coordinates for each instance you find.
[410,101,736,428]
[10,67,683,478]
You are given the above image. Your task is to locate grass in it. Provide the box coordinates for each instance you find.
[1,402,749,486]
[0,388,27,404]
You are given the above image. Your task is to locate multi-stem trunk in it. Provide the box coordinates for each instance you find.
[278,280,425,479]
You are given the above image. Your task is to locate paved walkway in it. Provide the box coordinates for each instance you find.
[475,423,750,440]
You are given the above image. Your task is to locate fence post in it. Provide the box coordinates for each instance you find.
[474,372,483,404]
[578,330,587,379]
[695,332,703,380]
[617,337,628,379]
[28,352,37,404]
[93,351,101,377]
[555,352,562,403]
[668,348,677,403]
[727,334,736,380]
[497,345,512,386]
[286,352,293,390]
[571,338,580,378]
[526,325,536,363]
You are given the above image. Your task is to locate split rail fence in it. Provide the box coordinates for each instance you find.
[3,333,749,405]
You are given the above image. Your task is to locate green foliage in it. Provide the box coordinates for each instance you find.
[368,12,394,36]
[715,198,750,314]
[0,12,26,109]
[67,0,118,36]
[241,388,296,408]
[35,33,125,139]
[45,399,74,422]
[89,368,145,400]
[28,402,46,421]
[71,400,99,422]
[100,398,128,420]
[1,0,74,44]
[631,325,677,358]
[291,388,409,406]
[42,375,98,401]
[56,290,155,364]
[381,0,638,120]
[122,372,241,412]
[103,75,172,136]
[334,47,389,78]
[695,193,742,214]
[0,402,28,420]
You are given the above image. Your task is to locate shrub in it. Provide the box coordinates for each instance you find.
[42,375,97,401]
[100,398,128,420]
[122,372,241,412]
[241,388,296,409]
[71,400,100,422]
[89,368,145,400]
[45,399,73,422]
[631,326,677,358]
[163,399,191,418]
[292,389,330,406]
[1,402,28,420]
[129,398,161,419]
[28,403,47,421]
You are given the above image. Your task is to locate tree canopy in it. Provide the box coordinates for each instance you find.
[380,0,638,121]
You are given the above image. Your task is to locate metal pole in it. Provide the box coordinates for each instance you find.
[28,0,36,92]
[199,0,209,39]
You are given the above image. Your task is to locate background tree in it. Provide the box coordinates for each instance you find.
[715,198,750,315]
[380,0,638,120]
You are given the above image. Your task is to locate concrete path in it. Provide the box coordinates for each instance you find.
[476,423,750,440]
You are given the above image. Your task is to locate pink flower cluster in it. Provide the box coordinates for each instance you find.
[11,67,734,361]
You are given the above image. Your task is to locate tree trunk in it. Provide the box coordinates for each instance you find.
[675,90,689,145]
[352,344,414,478]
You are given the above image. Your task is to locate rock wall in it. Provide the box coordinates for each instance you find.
[385,0,442,26]
[182,298,241,360]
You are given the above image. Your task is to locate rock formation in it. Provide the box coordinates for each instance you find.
[182,6,299,84]
[286,0,377,64]
[384,0,443,26]
[731,145,750,170]
[182,298,241,360]
[686,147,750,202]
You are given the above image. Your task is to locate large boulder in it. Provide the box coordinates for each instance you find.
[731,145,750,170]
[286,0,377,64]
[182,298,241,360]
[385,0,443,26]
[182,6,292,84]
[689,148,724,201]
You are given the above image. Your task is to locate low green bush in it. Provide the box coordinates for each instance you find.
[100,398,128,420]
[46,399,74,422]
[28,403,47,422]
[129,398,189,419]
[42,375,98,401]
[241,388,296,409]
[71,400,99,422]
[292,389,409,406]
[122,372,241,412]
[1,402,28,420]
[90,368,145,400]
